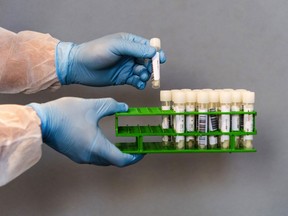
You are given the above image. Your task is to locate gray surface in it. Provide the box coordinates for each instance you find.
[0,0,287,215]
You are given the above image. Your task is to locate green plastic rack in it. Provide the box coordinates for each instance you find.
[115,107,257,154]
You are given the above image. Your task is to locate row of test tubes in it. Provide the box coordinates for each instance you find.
[160,89,255,150]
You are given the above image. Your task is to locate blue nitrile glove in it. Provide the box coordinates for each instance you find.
[28,97,144,167]
[55,33,166,90]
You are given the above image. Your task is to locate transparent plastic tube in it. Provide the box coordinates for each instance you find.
[208,91,219,149]
[171,90,180,137]
[231,91,241,148]
[173,91,185,149]
[243,91,255,149]
[220,91,231,149]
[150,38,161,89]
[160,90,172,145]
[184,90,196,149]
[197,91,209,149]
[236,89,248,146]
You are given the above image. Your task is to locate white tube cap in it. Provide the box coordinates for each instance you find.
[181,89,191,92]
[171,90,180,102]
[173,91,186,104]
[243,91,255,103]
[197,91,209,104]
[160,90,172,101]
[231,91,242,103]
[150,38,161,50]
[223,88,234,92]
[220,91,231,103]
[185,90,197,103]
[209,91,219,103]
[202,88,213,92]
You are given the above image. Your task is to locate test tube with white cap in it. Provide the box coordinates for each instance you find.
[173,91,186,149]
[208,91,219,149]
[242,91,255,149]
[219,91,232,149]
[160,90,172,145]
[150,38,161,89]
[231,90,242,148]
[184,90,197,149]
[197,91,209,149]
[171,90,180,133]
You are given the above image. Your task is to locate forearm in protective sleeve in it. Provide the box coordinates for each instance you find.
[0,105,42,186]
[0,27,60,94]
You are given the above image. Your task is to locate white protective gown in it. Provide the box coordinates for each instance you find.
[0,27,60,186]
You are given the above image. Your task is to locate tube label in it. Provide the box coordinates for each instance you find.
[244,106,253,141]
[186,104,195,132]
[209,108,218,132]
[221,105,230,142]
[231,105,240,131]
[152,52,160,80]
[198,108,208,146]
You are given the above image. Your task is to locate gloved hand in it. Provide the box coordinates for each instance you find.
[55,33,166,90]
[28,97,144,167]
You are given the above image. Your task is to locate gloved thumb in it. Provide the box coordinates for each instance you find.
[94,98,128,120]
[115,40,156,59]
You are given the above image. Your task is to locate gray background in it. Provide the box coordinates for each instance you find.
[0,0,287,215]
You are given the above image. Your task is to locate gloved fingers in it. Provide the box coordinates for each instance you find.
[126,75,146,90]
[93,98,128,120]
[123,34,166,63]
[126,154,145,166]
[113,40,156,59]
[159,50,166,63]
[133,65,150,82]
[123,33,150,45]
[90,133,144,167]
[135,58,153,74]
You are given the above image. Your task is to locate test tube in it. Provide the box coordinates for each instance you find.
[208,91,219,149]
[184,90,197,149]
[236,89,248,144]
[171,90,180,134]
[160,90,172,145]
[150,38,161,89]
[242,91,255,149]
[219,91,231,149]
[197,91,209,149]
[231,91,242,148]
[173,91,186,149]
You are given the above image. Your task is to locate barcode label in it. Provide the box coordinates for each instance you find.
[198,114,208,132]
[198,114,207,146]
[198,136,207,145]
[209,108,218,131]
